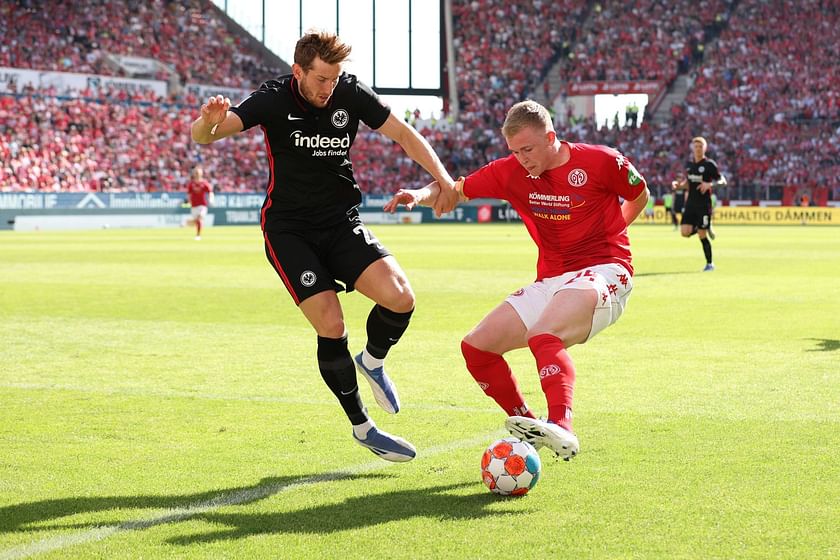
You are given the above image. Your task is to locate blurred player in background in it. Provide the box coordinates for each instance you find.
[191,31,455,462]
[185,166,213,240]
[384,100,649,460]
[672,137,726,271]
[663,189,677,229]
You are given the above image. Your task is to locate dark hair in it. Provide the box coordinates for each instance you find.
[294,30,352,70]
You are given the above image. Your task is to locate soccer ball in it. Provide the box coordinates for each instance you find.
[481,437,541,496]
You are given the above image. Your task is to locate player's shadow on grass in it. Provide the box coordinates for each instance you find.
[0,473,387,534]
[168,482,515,545]
[805,338,840,352]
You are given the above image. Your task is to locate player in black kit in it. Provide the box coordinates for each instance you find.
[191,31,455,462]
[672,136,726,271]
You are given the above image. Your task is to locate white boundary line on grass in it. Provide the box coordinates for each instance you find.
[0,431,504,560]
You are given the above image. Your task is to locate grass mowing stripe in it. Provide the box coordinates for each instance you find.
[0,382,499,414]
[0,431,504,560]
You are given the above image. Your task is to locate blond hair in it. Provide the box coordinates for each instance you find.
[692,136,708,149]
[501,100,553,138]
[294,30,352,70]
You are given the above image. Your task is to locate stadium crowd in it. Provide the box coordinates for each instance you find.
[0,0,280,88]
[563,0,733,83]
[1,0,838,202]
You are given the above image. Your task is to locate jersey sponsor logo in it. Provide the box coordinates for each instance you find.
[300,270,317,287]
[287,113,305,120]
[331,109,349,129]
[568,168,588,187]
[539,364,561,379]
[528,191,585,221]
[290,130,351,157]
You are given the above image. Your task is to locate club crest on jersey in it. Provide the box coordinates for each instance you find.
[331,109,349,129]
[300,270,317,287]
[568,168,588,187]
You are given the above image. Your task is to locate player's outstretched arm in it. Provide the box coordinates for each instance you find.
[192,95,244,144]
[383,180,468,213]
[376,113,456,216]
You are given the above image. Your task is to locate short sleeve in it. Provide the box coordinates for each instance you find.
[704,160,721,182]
[463,158,512,200]
[603,148,647,200]
[229,83,280,131]
[354,79,391,130]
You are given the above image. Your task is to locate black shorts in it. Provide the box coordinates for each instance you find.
[263,213,390,305]
[681,199,712,229]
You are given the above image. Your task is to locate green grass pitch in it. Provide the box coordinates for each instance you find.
[1,223,838,559]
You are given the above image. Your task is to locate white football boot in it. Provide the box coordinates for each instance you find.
[505,416,579,461]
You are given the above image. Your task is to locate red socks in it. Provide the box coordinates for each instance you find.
[461,340,534,418]
[528,333,576,431]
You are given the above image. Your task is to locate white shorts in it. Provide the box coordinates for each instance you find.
[505,263,634,343]
[191,205,208,219]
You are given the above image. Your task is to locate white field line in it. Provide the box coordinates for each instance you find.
[0,431,505,560]
[0,382,497,414]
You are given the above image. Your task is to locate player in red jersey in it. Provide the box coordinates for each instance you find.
[185,166,213,240]
[384,100,649,460]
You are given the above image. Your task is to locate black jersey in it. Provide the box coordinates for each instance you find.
[685,158,721,203]
[229,73,391,230]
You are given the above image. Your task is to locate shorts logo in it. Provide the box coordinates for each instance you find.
[539,364,561,378]
[300,270,317,287]
[331,109,349,129]
[568,168,588,187]
[511,288,525,297]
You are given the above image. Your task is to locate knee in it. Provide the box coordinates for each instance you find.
[386,285,416,313]
[316,317,347,339]
[461,337,495,366]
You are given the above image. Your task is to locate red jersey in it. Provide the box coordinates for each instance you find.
[463,142,646,280]
[186,180,212,207]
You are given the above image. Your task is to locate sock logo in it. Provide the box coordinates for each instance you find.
[513,405,529,416]
[539,364,561,379]
[477,382,490,391]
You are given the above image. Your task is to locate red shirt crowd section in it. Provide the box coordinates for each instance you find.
[0,0,837,200]
[0,94,264,192]
[563,0,731,83]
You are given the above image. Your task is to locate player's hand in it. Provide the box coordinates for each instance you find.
[698,182,712,194]
[383,189,421,212]
[200,95,231,128]
[432,182,459,217]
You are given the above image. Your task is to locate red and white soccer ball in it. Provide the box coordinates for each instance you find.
[481,437,541,496]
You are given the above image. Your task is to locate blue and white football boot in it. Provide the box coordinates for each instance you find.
[353,426,416,462]
[354,352,401,414]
